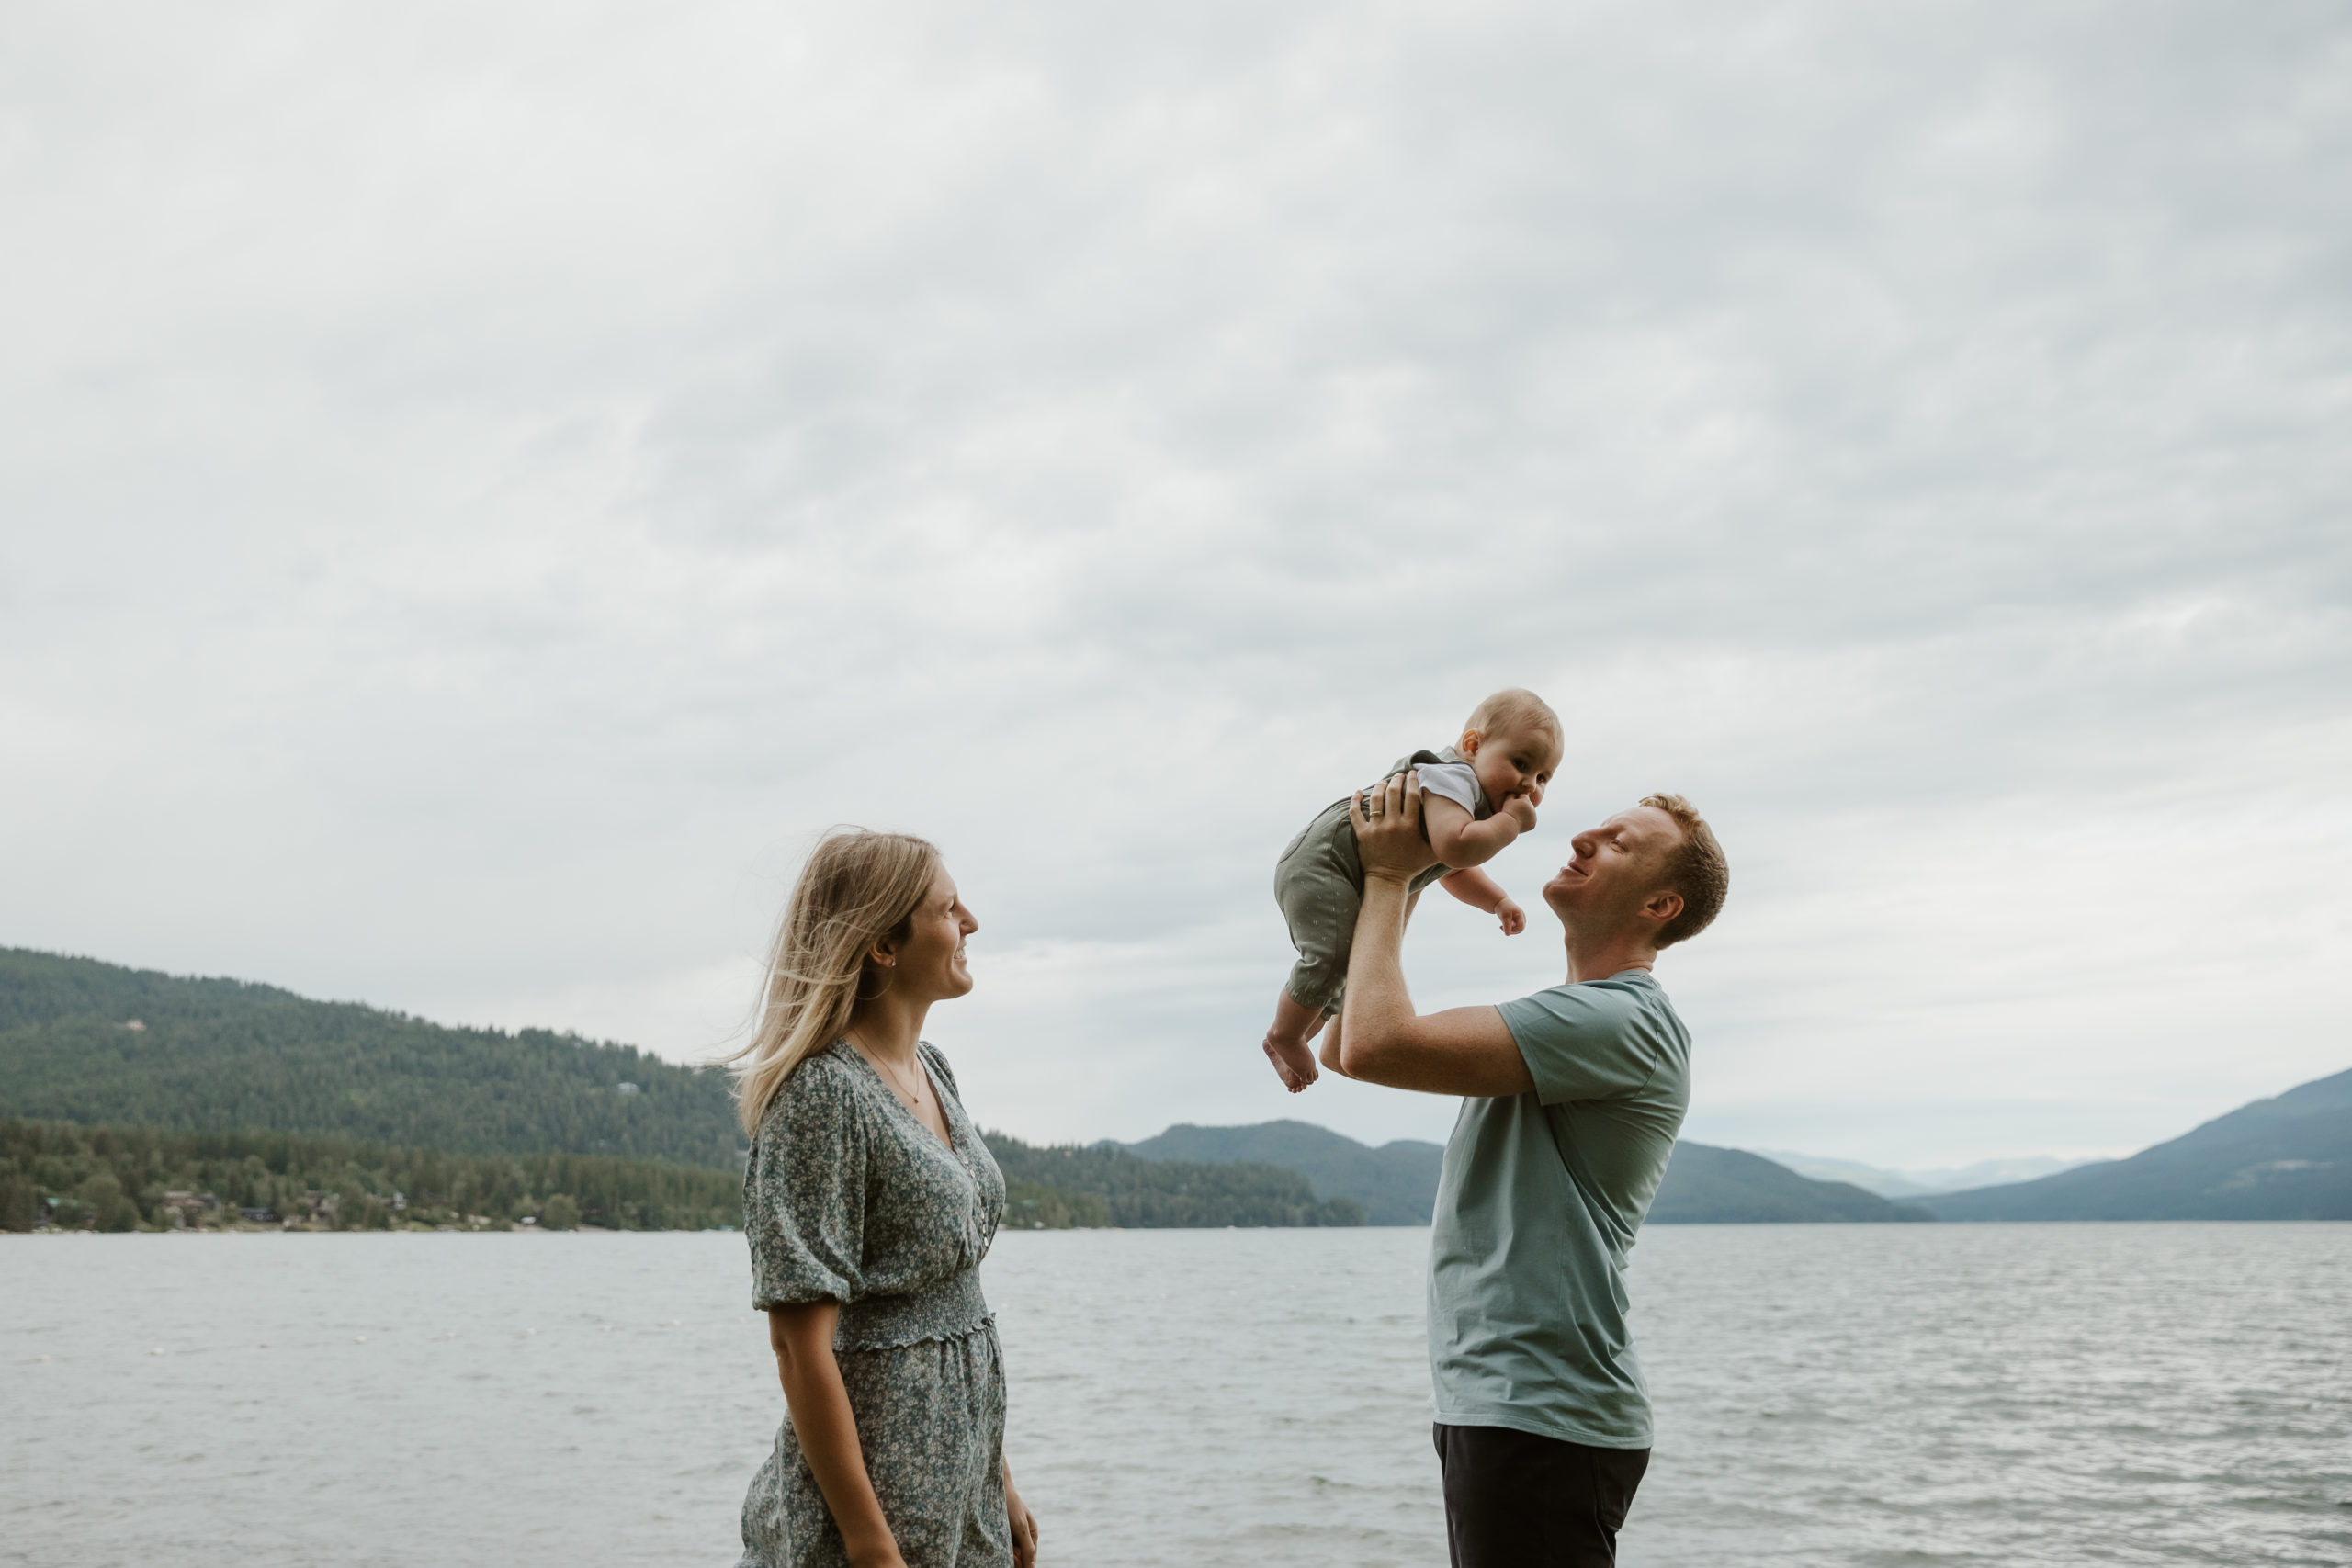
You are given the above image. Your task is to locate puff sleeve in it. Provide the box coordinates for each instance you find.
[744,1054,869,1310]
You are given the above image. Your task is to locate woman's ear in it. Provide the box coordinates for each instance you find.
[867,939,899,969]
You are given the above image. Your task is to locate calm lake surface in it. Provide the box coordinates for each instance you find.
[5,1224,2349,1566]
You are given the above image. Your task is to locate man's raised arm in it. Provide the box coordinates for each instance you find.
[1328,770,1535,1099]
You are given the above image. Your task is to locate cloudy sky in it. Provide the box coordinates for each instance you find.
[5,2,2346,1167]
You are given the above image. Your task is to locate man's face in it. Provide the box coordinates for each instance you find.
[1543,806,1682,935]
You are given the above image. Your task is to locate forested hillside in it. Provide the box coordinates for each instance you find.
[1122,1120,1443,1224]
[985,1131,1363,1227]
[1649,1144,1935,1223]
[0,950,1376,1231]
[0,1118,1363,1234]
[0,949,743,1168]
[0,1120,740,1232]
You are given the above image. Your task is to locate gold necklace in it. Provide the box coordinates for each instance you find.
[852,1036,927,1111]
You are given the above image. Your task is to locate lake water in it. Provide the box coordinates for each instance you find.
[5,1224,2348,1566]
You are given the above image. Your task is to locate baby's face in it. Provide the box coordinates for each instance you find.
[1465,723,1560,808]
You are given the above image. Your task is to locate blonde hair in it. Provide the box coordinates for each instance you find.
[727,828,943,1134]
[1638,793,1728,948]
[1465,687,1560,748]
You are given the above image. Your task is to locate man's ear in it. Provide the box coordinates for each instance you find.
[1640,889,1684,930]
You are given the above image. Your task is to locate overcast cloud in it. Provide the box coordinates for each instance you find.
[4,1,2347,1165]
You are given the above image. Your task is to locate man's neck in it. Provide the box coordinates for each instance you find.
[1561,929,1658,985]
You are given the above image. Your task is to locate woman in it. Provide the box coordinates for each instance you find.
[729,829,1041,1568]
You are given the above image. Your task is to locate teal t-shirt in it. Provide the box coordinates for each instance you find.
[1426,968,1691,1449]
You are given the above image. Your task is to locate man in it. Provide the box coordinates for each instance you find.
[1323,772,1729,1568]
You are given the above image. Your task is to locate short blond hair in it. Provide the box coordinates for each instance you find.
[1465,688,1559,746]
[1639,794,1727,948]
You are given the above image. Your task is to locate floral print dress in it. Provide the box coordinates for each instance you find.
[738,1040,1011,1568]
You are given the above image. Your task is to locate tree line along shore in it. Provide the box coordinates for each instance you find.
[0,1121,741,1233]
[0,944,1941,1231]
[0,1119,1363,1235]
[0,949,1365,1235]
[17,947,2344,1229]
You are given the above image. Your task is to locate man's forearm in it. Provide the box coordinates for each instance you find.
[1336,880,1534,1095]
[1340,872,1419,1049]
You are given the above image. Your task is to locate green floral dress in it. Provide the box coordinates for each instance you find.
[738,1041,1011,1568]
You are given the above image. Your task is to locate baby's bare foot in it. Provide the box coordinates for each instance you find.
[1262,1032,1320,1093]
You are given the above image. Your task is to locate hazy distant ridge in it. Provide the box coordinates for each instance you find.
[1123,1121,1935,1224]
[1756,1149,2105,1199]
[1923,1066,2352,1221]
[1649,1145,1935,1224]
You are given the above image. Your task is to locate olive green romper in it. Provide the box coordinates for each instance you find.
[738,1041,1011,1568]
[1273,746,1494,1015]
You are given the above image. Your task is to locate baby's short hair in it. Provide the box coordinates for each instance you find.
[1466,688,1560,744]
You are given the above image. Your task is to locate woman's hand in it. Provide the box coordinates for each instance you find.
[1005,1461,1041,1568]
[1352,770,1442,886]
[771,1304,904,1568]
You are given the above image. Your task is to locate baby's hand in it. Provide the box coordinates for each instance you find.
[1495,897,1526,936]
[1503,796,1539,833]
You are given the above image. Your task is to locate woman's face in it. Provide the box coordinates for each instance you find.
[884,868,978,1003]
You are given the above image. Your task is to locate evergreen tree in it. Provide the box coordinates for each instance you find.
[1,949,744,1168]
[0,1173,36,1232]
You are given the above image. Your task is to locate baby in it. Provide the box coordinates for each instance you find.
[1262,688,1563,1092]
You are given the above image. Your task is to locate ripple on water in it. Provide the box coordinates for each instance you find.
[2,1224,2347,1566]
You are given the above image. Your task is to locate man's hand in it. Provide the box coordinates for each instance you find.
[1503,795,1539,833]
[1338,770,1534,1098]
[1495,897,1526,936]
[1352,770,1442,885]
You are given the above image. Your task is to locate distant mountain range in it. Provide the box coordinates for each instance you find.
[1921,1066,2352,1221]
[988,1130,1362,1229]
[1121,1120,1933,1224]
[1121,1120,1446,1224]
[11,945,2345,1227]
[1648,1145,1934,1223]
[1753,1149,2106,1199]
[0,948,1358,1231]
[1133,1064,2352,1224]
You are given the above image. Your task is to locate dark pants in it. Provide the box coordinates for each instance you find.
[1432,1422,1649,1568]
